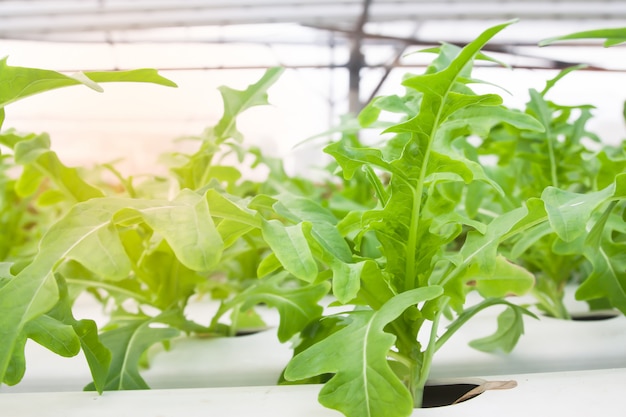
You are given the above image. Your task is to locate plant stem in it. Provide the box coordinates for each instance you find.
[531,288,571,320]
[411,297,449,408]
[65,278,152,305]
[388,350,414,369]
[364,165,389,206]
[434,298,521,351]
[546,129,559,188]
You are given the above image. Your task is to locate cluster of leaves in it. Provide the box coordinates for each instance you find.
[464,66,606,318]
[462,30,626,319]
[279,21,626,417]
[0,60,333,393]
[2,20,626,417]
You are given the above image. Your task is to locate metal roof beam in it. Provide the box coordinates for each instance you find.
[2,1,626,39]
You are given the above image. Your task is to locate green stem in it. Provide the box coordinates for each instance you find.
[229,306,240,337]
[412,297,448,408]
[209,299,236,330]
[435,298,516,352]
[531,288,570,320]
[439,212,548,289]
[364,165,389,206]
[546,129,559,188]
[65,278,151,305]
[404,184,421,291]
[388,350,414,369]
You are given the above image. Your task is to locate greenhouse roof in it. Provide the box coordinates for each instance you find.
[1,0,626,45]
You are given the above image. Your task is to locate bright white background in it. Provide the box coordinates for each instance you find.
[1,21,625,178]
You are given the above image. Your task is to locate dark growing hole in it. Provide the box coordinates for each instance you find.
[570,310,620,321]
[234,327,269,336]
[421,383,481,408]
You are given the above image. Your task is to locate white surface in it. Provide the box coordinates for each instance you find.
[3,289,625,393]
[1,368,626,417]
[432,312,626,378]
[0,329,292,394]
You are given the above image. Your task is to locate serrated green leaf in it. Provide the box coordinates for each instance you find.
[284,286,443,417]
[328,260,365,304]
[540,65,587,96]
[540,27,626,47]
[576,202,626,313]
[257,252,282,278]
[85,314,179,391]
[356,260,396,310]
[205,189,259,227]
[442,105,544,138]
[73,318,112,394]
[84,68,177,87]
[459,204,539,277]
[261,220,318,282]
[324,139,403,181]
[122,190,224,272]
[213,67,284,143]
[469,306,528,353]
[0,56,176,109]
[11,133,104,203]
[24,314,81,357]
[466,255,535,298]
[51,275,111,393]
[0,190,223,384]
[542,185,618,242]
[238,273,330,342]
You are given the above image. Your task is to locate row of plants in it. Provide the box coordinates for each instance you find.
[1,20,625,417]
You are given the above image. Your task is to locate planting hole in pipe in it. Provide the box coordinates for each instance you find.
[235,327,269,336]
[422,384,481,407]
[570,310,620,321]
[421,380,517,408]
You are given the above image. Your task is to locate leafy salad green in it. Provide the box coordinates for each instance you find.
[280,21,626,416]
[1,19,626,417]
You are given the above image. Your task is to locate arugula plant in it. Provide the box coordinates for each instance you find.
[538,26,626,315]
[469,30,626,319]
[469,66,605,318]
[273,21,626,417]
[277,21,537,415]
[0,57,177,264]
[0,60,337,393]
[0,57,184,390]
[540,27,626,47]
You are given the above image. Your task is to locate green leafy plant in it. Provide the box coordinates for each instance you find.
[0,57,185,391]
[0,61,337,392]
[540,27,626,47]
[273,21,541,416]
[467,31,626,319]
[469,65,606,318]
[3,21,626,417]
[0,57,177,266]
[271,21,626,417]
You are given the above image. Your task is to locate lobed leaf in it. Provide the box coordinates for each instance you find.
[284,286,443,417]
[540,27,626,47]
[576,202,626,314]
[0,56,176,109]
[261,220,318,282]
[0,190,223,385]
[542,179,626,242]
[213,67,284,143]
[464,255,535,298]
[84,313,179,391]
[469,306,530,353]
[238,273,330,342]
